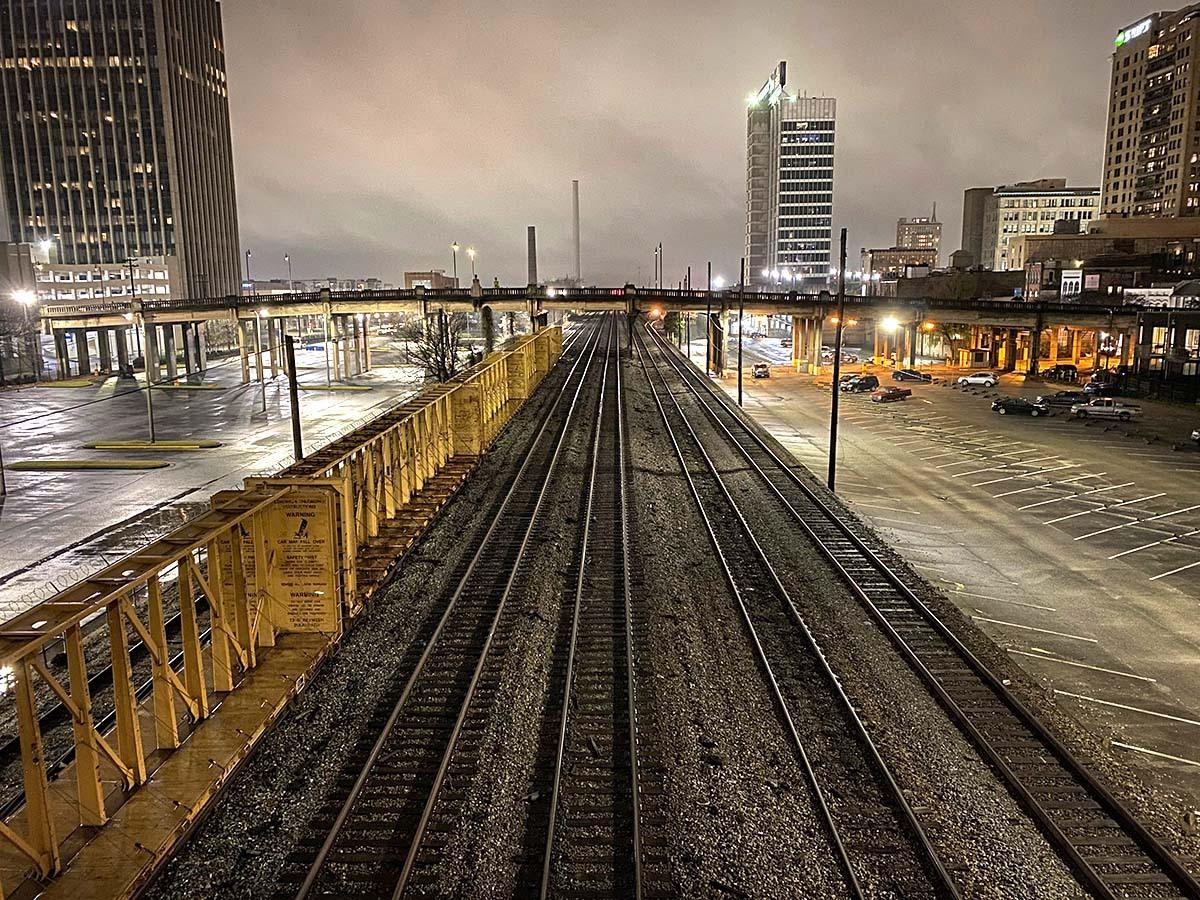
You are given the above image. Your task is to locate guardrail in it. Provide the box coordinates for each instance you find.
[0,327,562,892]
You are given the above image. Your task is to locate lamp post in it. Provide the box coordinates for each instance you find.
[737,258,746,406]
[285,253,293,292]
[451,242,460,286]
[467,246,477,280]
[828,228,848,492]
[245,249,254,294]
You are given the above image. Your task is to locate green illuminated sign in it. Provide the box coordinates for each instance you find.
[1115,18,1152,47]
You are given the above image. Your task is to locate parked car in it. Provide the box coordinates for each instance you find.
[752,362,770,379]
[1191,427,1199,445]
[1042,363,1079,382]
[779,337,792,348]
[750,331,767,340]
[1071,398,1142,420]
[376,323,396,336]
[1036,390,1088,408]
[956,371,999,387]
[893,368,932,383]
[991,397,1050,417]
[872,386,911,403]
[840,374,880,393]
[1083,379,1118,397]
[842,352,860,363]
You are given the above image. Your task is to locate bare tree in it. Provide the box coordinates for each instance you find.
[407,311,469,382]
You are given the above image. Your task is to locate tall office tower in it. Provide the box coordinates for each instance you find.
[746,62,836,290]
[1102,6,1200,217]
[0,0,241,298]
[896,210,942,263]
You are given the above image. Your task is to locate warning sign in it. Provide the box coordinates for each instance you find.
[262,488,340,634]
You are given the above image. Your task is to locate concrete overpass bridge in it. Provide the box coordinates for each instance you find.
[37,283,1141,381]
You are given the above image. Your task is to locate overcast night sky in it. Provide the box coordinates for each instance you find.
[222,1,1148,287]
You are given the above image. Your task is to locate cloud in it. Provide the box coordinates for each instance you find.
[223,0,1130,284]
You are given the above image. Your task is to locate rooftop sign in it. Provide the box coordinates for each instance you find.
[1115,18,1153,47]
[749,60,787,107]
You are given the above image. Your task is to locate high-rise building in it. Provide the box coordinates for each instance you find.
[1102,6,1200,218]
[0,1,241,299]
[896,211,942,263]
[961,180,1100,270]
[745,61,836,290]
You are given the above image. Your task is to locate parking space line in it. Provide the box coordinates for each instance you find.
[1075,504,1200,541]
[1150,559,1200,581]
[1008,648,1156,682]
[1111,742,1200,769]
[1044,493,1165,525]
[1109,529,1200,560]
[1055,690,1200,727]
[947,588,1056,611]
[971,616,1098,642]
[953,455,1060,479]
[1017,481,1133,509]
[973,463,1081,487]
[996,473,1108,499]
[850,500,918,513]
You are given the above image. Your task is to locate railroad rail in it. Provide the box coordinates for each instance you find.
[287,317,608,898]
[633,325,959,898]
[532,319,661,897]
[642,322,1200,900]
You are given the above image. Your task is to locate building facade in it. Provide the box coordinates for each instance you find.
[745,62,836,289]
[0,0,241,299]
[1102,6,1200,218]
[896,215,942,263]
[860,247,938,279]
[967,180,1100,271]
[960,188,993,265]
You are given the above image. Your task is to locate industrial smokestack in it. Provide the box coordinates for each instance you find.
[572,180,581,284]
[527,225,538,285]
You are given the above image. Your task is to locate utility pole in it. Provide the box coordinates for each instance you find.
[285,336,303,461]
[134,300,156,443]
[828,228,848,492]
[737,257,745,407]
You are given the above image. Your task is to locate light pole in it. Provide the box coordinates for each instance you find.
[134,300,156,443]
[467,246,477,280]
[12,290,38,382]
[451,242,460,286]
[245,249,254,294]
[737,258,746,406]
[828,228,848,492]
[285,253,293,292]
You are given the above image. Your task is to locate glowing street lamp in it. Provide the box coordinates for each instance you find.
[467,246,477,279]
[451,242,460,284]
[713,275,727,290]
[881,315,900,332]
[11,289,36,305]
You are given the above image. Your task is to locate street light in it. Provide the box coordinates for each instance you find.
[467,246,477,279]
[285,253,293,292]
[11,289,35,305]
[451,242,460,285]
[713,275,727,290]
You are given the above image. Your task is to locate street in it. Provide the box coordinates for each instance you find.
[697,336,1200,793]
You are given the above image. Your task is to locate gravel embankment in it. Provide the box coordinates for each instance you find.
[622,343,851,899]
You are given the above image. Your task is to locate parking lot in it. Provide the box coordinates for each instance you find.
[703,338,1200,794]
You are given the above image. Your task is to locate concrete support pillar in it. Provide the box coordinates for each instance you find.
[115,329,130,372]
[181,323,196,379]
[1091,329,1102,370]
[482,306,495,355]
[195,321,207,374]
[1004,328,1018,372]
[873,322,883,364]
[71,328,91,375]
[791,315,802,368]
[1123,328,1137,367]
[362,315,372,370]
[237,321,251,384]
[1028,324,1042,377]
[54,331,70,379]
[268,319,279,379]
[252,319,264,384]
[331,317,342,381]
[908,320,919,368]
[809,317,825,376]
[143,322,161,385]
[341,316,353,380]
[163,325,178,382]
[350,316,362,375]
[97,329,112,372]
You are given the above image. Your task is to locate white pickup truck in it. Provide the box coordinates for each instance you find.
[1070,398,1142,421]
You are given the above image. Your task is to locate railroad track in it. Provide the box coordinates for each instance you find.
[642,322,1200,900]
[285,316,609,899]
[633,325,959,899]
[529,319,670,898]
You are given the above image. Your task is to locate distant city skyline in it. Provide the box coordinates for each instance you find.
[213,1,1127,286]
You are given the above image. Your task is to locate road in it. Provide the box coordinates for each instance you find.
[695,337,1200,795]
[0,342,422,619]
